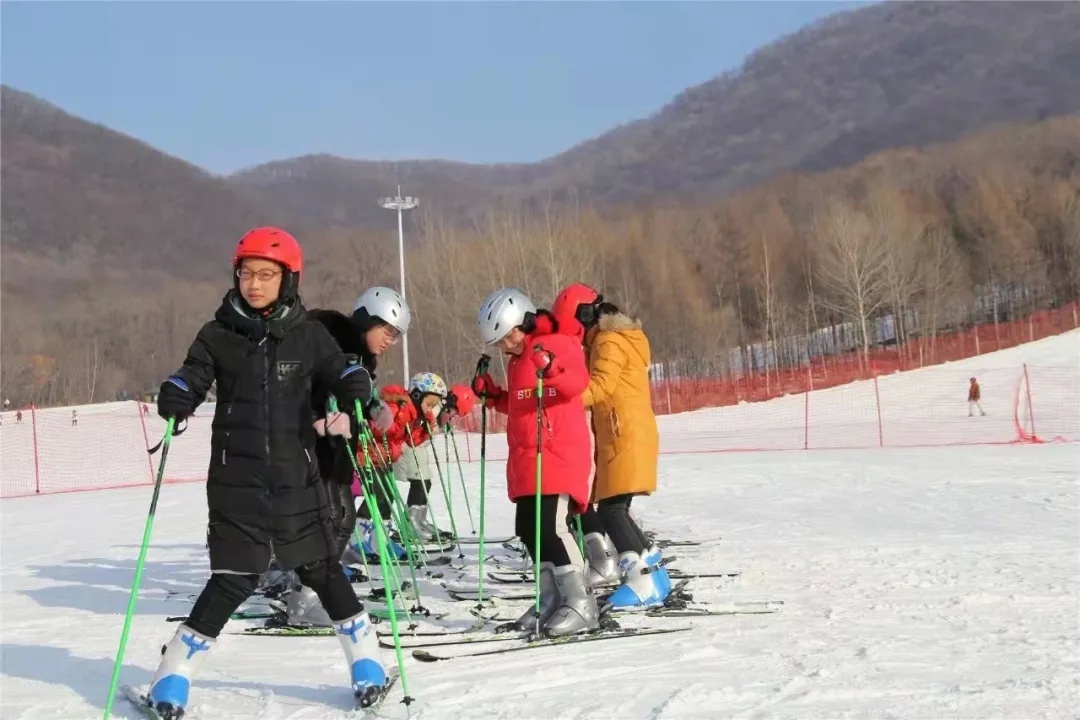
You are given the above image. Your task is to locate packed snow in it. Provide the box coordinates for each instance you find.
[1,332,1078,719]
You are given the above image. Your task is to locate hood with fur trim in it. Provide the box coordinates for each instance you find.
[588,312,650,366]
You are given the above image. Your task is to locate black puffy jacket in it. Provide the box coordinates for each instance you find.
[172,292,357,574]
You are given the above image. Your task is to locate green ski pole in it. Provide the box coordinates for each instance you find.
[532,349,546,638]
[471,355,492,623]
[103,417,176,720]
[352,402,413,708]
[447,429,475,533]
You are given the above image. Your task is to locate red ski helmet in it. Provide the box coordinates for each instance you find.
[552,283,602,341]
[232,227,302,305]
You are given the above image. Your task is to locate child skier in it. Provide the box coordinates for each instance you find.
[309,287,410,560]
[471,287,599,636]
[149,227,390,716]
[552,283,670,610]
[380,376,477,542]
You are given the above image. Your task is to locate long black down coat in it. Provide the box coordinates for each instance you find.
[173,292,358,574]
[307,309,380,550]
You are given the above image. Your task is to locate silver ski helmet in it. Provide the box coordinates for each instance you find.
[352,286,411,334]
[477,287,537,345]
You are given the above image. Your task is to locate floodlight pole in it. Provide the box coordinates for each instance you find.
[379,186,418,383]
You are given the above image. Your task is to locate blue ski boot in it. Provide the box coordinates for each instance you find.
[146,624,214,719]
[605,545,672,610]
[335,611,389,708]
[345,519,405,563]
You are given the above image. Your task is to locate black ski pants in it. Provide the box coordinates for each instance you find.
[515,494,580,567]
[598,494,650,554]
[406,479,433,507]
[569,495,650,554]
[185,557,362,638]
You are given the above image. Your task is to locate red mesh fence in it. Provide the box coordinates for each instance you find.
[2,322,1076,498]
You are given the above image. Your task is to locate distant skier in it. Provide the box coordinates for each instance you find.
[147,227,390,716]
[553,283,670,610]
[471,287,600,636]
[968,376,986,417]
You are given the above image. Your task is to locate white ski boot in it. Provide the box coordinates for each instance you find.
[514,561,559,633]
[583,532,621,587]
[146,624,214,719]
[543,565,600,637]
[344,518,405,562]
[408,504,451,543]
[335,611,389,708]
[606,545,672,610]
[285,584,332,627]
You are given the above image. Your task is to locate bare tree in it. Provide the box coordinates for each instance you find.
[812,200,890,360]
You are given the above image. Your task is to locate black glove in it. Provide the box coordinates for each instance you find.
[157,376,195,421]
[334,359,373,412]
[437,391,458,426]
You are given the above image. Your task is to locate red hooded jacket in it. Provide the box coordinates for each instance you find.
[485,313,592,513]
[362,385,435,466]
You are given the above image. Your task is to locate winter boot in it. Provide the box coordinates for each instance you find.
[514,562,559,633]
[408,504,452,543]
[606,545,672,610]
[348,518,405,562]
[583,532,620,588]
[335,611,389,708]
[146,624,214,719]
[543,564,601,637]
[256,562,294,601]
[286,585,332,627]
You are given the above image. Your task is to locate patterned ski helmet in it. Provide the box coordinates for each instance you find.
[409,372,448,399]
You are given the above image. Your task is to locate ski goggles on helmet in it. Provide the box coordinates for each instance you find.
[574,294,605,328]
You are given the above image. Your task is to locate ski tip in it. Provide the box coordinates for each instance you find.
[411,649,442,662]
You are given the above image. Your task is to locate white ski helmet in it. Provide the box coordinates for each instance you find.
[409,372,448,400]
[476,287,537,345]
[352,286,411,334]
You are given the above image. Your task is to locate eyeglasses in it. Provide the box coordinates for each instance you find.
[380,325,402,345]
[237,268,283,282]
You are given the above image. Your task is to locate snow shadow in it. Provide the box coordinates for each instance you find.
[0,643,355,715]
[22,547,211,617]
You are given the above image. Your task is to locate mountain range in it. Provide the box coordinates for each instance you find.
[3,0,1080,306]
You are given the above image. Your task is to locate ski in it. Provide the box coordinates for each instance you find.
[355,674,399,715]
[642,601,783,618]
[120,685,163,719]
[376,627,478,639]
[166,608,277,623]
[236,625,337,636]
[667,569,741,580]
[486,571,532,584]
[457,536,515,545]
[446,588,532,602]
[412,626,692,662]
[379,630,525,650]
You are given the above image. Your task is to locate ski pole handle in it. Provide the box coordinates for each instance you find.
[474,354,491,382]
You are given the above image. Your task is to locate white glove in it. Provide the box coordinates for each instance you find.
[371,401,395,433]
[313,412,352,438]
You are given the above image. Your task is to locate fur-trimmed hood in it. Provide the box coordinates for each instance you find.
[589,312,650,367]
[597,312,642,333]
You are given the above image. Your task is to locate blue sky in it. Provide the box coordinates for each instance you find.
[2,1,869,175]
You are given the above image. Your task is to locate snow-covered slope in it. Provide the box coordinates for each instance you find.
[1,442,1076,718]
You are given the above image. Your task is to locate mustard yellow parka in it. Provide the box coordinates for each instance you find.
[582,312,659,502]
